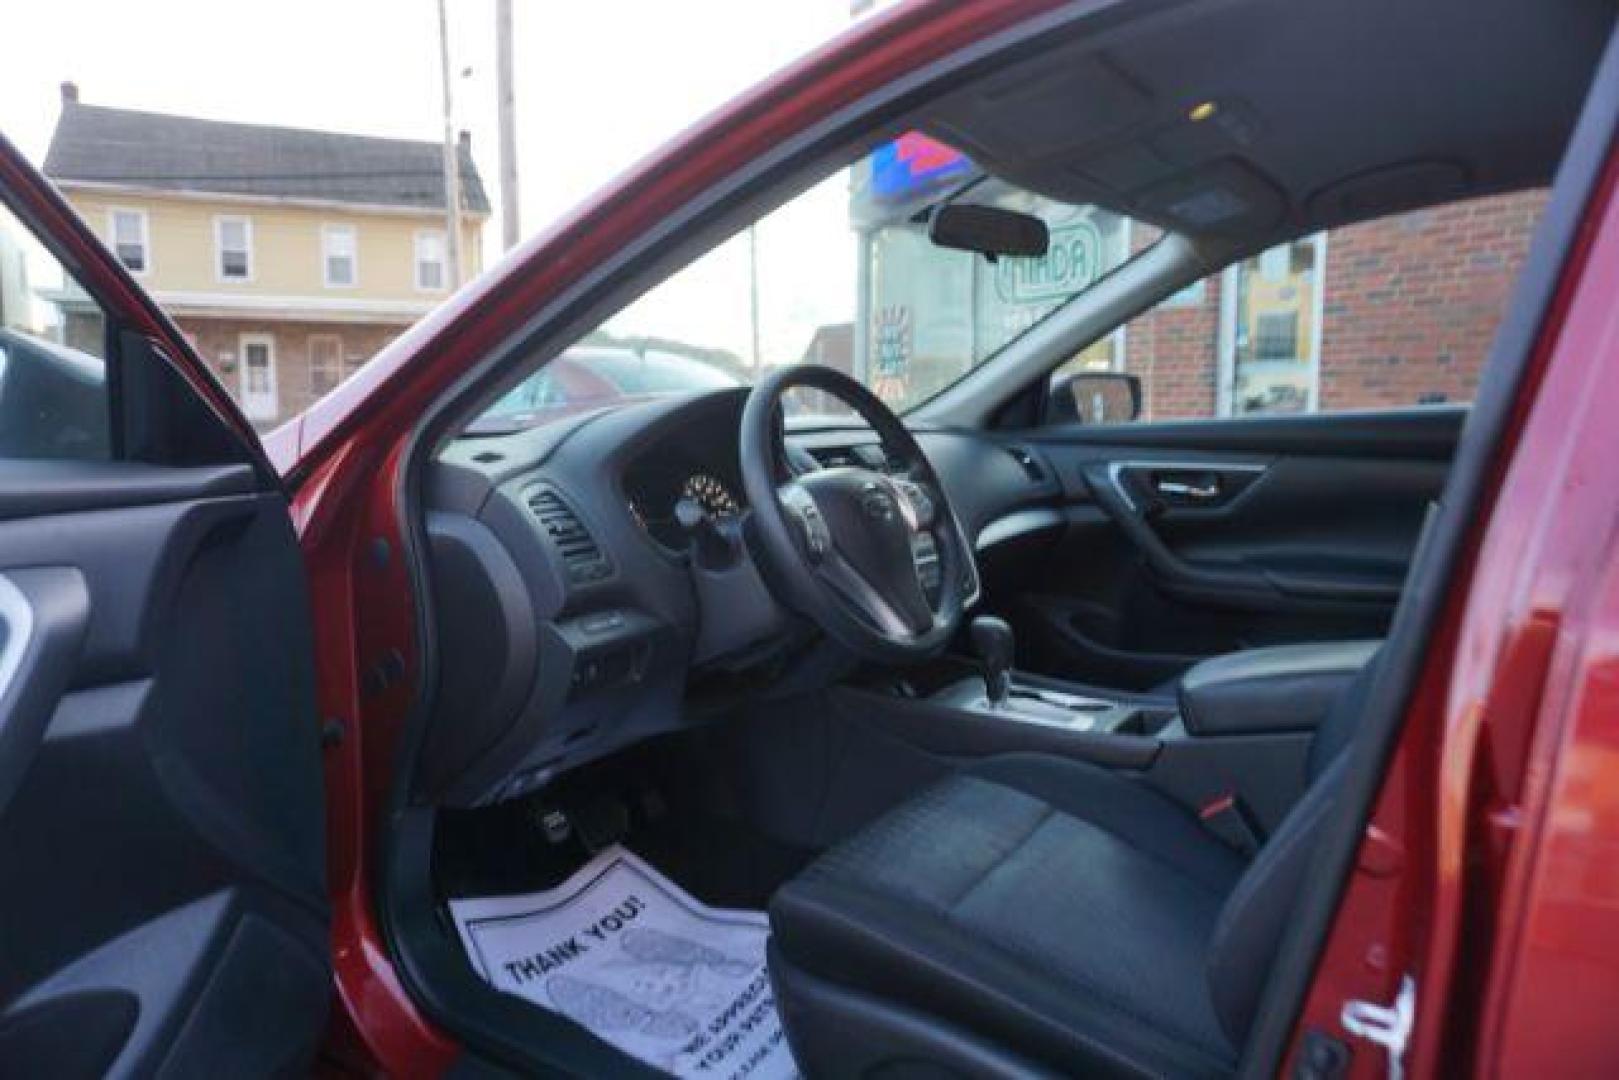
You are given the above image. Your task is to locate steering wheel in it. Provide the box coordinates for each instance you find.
[740,364,977,664]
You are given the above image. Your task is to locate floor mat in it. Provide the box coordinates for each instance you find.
[449,846,799,1080]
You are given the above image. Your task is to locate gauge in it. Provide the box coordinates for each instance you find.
[682,472,741,517]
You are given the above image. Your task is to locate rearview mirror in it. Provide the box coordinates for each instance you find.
[1049,371,1142,426]
[929,204,1049,260]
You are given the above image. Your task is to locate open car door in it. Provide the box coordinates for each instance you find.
[0,139,329,1073]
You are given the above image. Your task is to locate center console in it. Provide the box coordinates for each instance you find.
[885,619,1380,835]
[930,616,1178,736]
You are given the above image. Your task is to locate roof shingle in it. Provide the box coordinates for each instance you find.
[44,102,490,215]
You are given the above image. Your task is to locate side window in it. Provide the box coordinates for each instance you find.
[0,199,111,460]
[1050,189,1548,424]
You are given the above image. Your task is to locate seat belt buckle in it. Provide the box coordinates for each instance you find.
[1199,793,1262,856]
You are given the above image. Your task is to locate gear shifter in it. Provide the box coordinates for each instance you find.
[969,616,1014,707]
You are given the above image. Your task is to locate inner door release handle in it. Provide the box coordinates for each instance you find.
[1155,476,1219,500]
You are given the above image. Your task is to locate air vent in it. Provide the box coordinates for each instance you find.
[808,443,905,473]
[1005,445,1048,483]
[525,487,611,585]
[807,445,861,469]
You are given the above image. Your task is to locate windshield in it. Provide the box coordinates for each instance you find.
[471,134,1149,433]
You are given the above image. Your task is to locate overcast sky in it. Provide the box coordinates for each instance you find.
[0,0,879,364]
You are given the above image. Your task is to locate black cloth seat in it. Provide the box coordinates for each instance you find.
[768,660,1374,1078]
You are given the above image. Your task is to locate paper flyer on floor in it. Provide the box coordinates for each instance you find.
[449,846,798,1080]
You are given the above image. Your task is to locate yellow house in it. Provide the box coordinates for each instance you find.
[44,84,487,426]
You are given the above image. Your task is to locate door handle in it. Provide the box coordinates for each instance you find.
[1154,476,1220,500]
[0,568,89,819]
[1083,464,1270,596]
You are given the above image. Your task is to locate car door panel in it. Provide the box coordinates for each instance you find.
[0,465,329,1076]
[960,408,1461,690]
[0,136,329,1074]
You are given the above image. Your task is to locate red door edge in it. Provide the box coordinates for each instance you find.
[1288,140,1619,1074]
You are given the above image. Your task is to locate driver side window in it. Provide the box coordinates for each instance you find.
[0,199,110,460]
[1048,188,1548,425]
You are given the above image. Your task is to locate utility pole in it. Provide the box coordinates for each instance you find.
[436,0,465,288]
[496,0,521,250]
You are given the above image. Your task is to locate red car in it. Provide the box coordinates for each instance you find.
[1,1,1617,1077]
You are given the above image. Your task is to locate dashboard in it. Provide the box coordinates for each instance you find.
[417,387,1064,809]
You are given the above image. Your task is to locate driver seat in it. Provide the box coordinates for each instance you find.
[766,661,1376,1078]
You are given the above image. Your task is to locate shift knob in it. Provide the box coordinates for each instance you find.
[969,616,1014,706]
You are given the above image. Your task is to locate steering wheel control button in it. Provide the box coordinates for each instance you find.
[912,533,942,592]
[891,478,935,527]
[859,481,897,524]
[781,485,832,559]
[801,507,830,559]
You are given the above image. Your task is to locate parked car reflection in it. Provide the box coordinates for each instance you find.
[469,345,741,434]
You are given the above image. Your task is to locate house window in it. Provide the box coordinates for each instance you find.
[109,208,149,273]
[308,334,343,395]
[415,229,447,291]
[323,224,357,287]
[215,216,253,281]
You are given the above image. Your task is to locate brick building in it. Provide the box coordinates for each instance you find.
[1086,188,1548,420]
[43,84,488,427]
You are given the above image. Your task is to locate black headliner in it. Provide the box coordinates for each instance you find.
[926,0,1615,245]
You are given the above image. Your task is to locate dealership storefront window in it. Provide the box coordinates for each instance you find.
[851,135,1137,408]
[859,200,1133,405]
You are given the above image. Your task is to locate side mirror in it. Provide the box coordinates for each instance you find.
[929,204,1049,260]
[1048,371,1142,426]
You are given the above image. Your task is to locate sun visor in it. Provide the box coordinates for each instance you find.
[928,54,1152,168]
